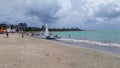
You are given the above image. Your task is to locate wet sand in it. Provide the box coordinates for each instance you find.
[0,33,120,68]
[59,40,120,54]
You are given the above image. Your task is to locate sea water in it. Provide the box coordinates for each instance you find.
[51,30,120,47]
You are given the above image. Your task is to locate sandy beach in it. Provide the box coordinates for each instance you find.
[0,33,120,68]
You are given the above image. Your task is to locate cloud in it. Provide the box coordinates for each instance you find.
[83,0,120,20]
[59,0,120,29]
[94,1,120,19]
[0,0,72,24]
[25,0,59,23]
[0,0,120,30]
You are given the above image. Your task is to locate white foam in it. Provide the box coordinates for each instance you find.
[56,38,120,47]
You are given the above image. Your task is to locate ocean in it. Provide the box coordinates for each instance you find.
[50,30,120,47]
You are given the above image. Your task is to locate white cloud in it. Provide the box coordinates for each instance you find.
[56,0,72,17]
[0,0,120,30]
[59,0,120,29]
[0,0,71,24]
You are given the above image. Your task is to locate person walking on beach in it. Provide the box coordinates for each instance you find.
[5,31,9,38]
[22,31,24,38]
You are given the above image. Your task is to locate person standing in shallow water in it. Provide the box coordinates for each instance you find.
[68,34,71,38]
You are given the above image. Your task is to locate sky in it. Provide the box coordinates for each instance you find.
[0,0,120,30]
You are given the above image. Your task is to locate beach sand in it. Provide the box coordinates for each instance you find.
[0,33,120,68]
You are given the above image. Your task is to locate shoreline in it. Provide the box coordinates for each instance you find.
[31,33,120,55]
[30,32,120,55]
[56,40,120,55]
[0,33,120,68]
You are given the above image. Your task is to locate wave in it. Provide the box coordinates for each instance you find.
[56,38,120,47]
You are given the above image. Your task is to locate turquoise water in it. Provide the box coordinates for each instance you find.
[51,30,120,44]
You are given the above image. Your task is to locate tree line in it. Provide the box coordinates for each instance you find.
[24,27,83,32]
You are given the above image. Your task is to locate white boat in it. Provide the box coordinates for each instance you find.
[35,23,49,38]
[35,23,60,39]
[44,23,49,37]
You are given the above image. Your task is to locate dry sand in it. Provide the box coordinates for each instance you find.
[0,33,120,68]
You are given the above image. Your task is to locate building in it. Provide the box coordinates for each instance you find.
[18,23,27,30]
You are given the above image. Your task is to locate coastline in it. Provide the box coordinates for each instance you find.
[0,33,120,68]
[56,39,120,55]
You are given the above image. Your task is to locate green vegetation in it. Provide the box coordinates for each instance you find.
[24,27,83,32]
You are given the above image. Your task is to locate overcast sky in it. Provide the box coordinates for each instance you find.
[0,0,120,30]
